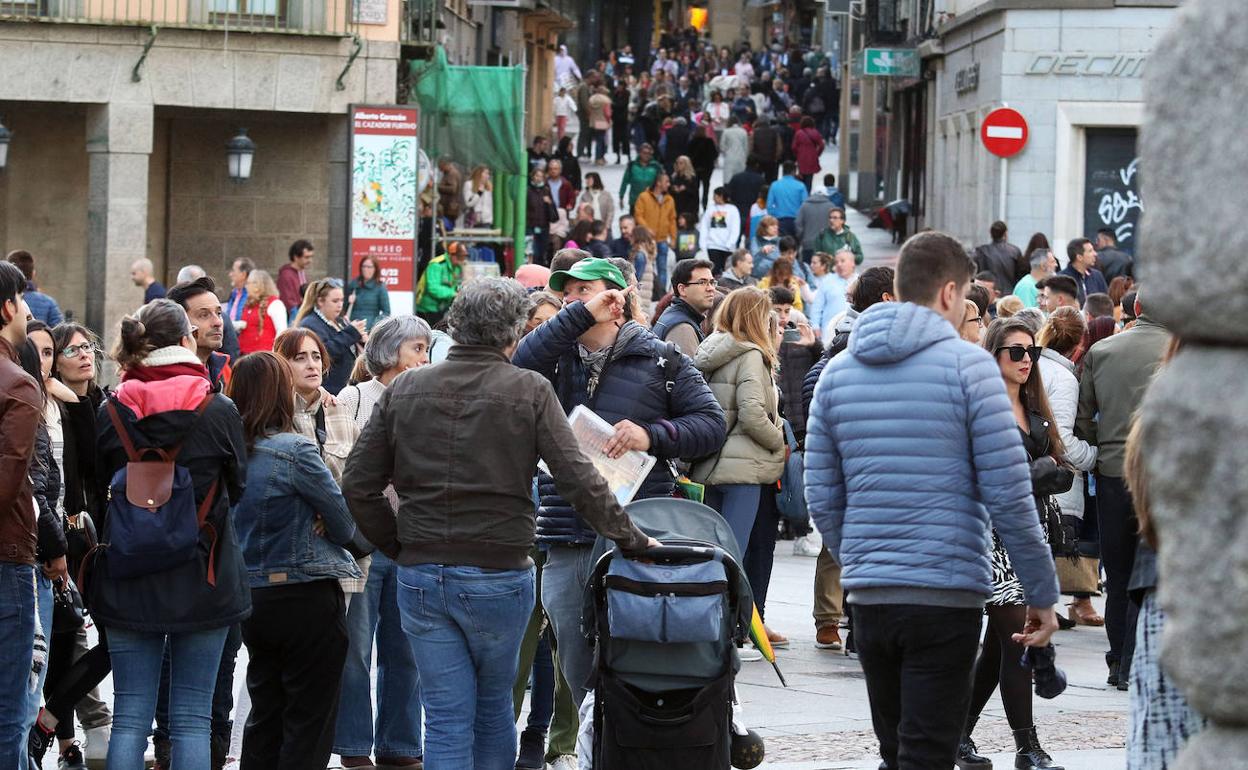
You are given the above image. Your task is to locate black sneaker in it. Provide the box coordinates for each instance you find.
[27,714,56,767]
[58,743,87,770]
[211,733,229,770]
[1106,660,1120,687]
[514,727,546,770]
[153,735,172,770]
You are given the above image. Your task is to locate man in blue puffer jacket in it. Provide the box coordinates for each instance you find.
[804,231,1059,770]
[513,257,726,705]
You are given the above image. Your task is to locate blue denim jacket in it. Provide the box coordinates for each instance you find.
[233,432,362,588]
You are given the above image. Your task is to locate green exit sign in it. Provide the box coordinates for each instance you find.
[863,48,920,77]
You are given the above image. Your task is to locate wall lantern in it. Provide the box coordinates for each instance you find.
[226,128,255,182]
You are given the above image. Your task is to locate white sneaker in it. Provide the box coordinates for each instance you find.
[792,532,821,557]
[738,645,763,662]
[84,725,110,769]
[546,755,579,770]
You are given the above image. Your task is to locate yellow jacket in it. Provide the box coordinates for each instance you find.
[633,190,677,244]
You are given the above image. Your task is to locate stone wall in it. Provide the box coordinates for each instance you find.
[158,112,338,286]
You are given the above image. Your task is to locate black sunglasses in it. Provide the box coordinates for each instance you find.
[995,345,1041,363]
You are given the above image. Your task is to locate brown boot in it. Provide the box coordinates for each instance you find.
[815,626,843,650]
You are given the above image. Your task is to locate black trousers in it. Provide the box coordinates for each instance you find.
[706,249,732,276]
[853,603,983,770]
[240,580,348,770]
[1096,475,1140,667]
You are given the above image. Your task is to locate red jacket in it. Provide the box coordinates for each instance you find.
[792,127,826,176]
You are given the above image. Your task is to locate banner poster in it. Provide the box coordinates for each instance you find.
[350,106,419,315]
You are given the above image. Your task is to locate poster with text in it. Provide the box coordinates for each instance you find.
[350,106,419,315]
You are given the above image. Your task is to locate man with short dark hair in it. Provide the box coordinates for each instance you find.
[766,161,807,238]
[1038,274,1080,313]
[653,258,717,357]
[608,215,635,259]
[726,158,766,244]
[1094,229,1134,282]
[973,220,1026,295]
[0,260,41,768]
[805,230,1059,770]
[719,250,756,290]
[1083,292,1116,320]
[749,116,783,182]
[278,239,315,314]
[1076,290,1168,690]
[166,277,232,390]
[1060,237,1109,305]
[586,221,611,259]
[6,250,63,326]
[226,257,254,321]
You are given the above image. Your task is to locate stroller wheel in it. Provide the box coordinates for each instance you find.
[731,729,765,769]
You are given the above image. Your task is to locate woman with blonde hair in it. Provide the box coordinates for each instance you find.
[236,269,287,355]
[995,295,1025,318]
[462,165,494,228]
[296,278,367,395]
[670,155,700,220]
[756,255,805,312]
[629,225,660,320]
[689,287,786,555]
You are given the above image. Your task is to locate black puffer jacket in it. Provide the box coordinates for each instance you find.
[91,377,251,633]
[31,421,67,563]
[513,302,726,545]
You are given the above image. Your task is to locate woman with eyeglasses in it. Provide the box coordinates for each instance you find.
[958,316,1071,770]
[295,278,367,395]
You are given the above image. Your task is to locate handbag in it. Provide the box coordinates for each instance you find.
[52,578,86,634]
[1057,555,1101,595]
[776,420,808,526]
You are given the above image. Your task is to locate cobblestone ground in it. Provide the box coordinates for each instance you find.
[764,711,1126,763]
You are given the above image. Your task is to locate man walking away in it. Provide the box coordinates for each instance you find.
[766,162,807,239]
[804,231,1059,770]
[6,251,63,326]
[1076,290,1169,689]
[1093,228,1134,282]
[0,261,41,769]
[795,176,838,262]
[973,221,1026,297]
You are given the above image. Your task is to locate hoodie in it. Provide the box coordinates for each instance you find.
[803,302,1060,609]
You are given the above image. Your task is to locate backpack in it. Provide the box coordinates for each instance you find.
[99,395,222,585]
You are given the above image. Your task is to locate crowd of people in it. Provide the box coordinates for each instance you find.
[0,39,1197,770]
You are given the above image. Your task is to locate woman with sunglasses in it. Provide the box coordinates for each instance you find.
[958,316,1070,770]
[295,278,367,395]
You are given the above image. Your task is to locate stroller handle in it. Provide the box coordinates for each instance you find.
[623,543,720,562]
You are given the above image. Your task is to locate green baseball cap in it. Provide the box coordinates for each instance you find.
[547,257,628,292]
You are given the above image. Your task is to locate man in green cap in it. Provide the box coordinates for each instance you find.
[513,257,726,708]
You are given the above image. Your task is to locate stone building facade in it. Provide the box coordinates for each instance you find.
[921,2,1179,255]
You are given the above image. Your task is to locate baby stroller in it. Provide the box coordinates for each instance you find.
[581,498,763,770]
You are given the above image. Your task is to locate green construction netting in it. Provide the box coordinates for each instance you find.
[409,47,528,266]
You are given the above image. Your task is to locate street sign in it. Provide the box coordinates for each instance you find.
[981,107,1029,158]
[862,48,919,77]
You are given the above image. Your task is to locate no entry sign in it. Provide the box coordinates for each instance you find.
[981,108,1028,157]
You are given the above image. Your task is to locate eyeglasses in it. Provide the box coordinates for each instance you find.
[995,345,1041,363]
[682,279,718,288]
[59,343,99,360]
[323,278,344,289]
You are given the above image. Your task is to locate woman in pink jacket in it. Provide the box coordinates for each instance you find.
[792,116,826,191]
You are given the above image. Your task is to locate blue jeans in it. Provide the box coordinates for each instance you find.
[107,626,229,770]
[397,564,534,770]
[0,562,36,769]
[539,546,596,707]
[706,484,762,557]
[21,573,54,764]
[335,552,423,758]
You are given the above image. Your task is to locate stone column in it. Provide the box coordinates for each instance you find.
[1137,1,1248,766]
[85,102,153,347]
[327,113,350,282]
[856,76,878,207]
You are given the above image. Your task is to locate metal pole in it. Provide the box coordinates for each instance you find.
[999,155,1008,222]
[838,11,852,190]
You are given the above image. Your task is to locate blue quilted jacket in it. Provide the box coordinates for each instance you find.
[513,302,726,545]
[803,302,1059,607]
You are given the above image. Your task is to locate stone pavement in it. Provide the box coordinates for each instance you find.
[733,547,1128,768]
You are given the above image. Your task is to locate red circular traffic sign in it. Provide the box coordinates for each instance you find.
[981,108,1028,158]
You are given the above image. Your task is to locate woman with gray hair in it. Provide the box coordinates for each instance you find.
[338,315,433,429]
[332,313,433,768]
[343,278,654,769]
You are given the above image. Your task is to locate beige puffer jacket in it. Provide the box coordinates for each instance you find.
[689,331,786,486]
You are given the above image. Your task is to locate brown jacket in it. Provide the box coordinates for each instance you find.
[342,344,648,570]
[0,336,42,565]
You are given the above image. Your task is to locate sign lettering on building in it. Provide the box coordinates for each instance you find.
[352,0,386,25]
[863,48,920,78]
[955,62,980,95]
[350,105,420,315]
[1025,53,1147,78]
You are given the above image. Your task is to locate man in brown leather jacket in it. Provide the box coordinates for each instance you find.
[0,260,42,766]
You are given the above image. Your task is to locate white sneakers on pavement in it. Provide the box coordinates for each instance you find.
[84,725,110,769]
[546,755,578,770]
[738,645,763,662]
[791,532,821,557]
